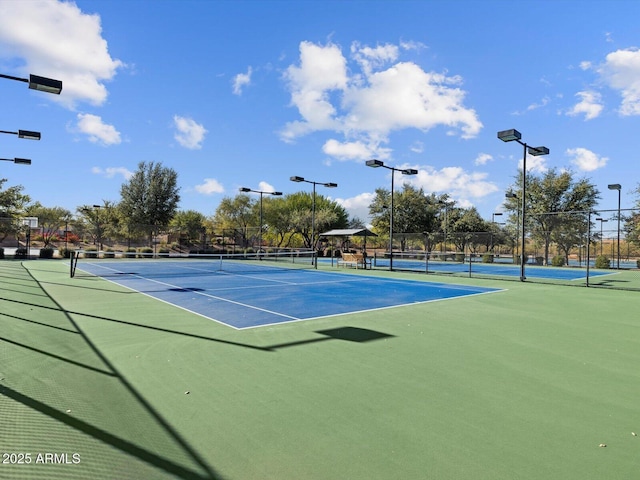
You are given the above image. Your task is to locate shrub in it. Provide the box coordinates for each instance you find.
[39,247,55,259]
[84,247,99,259]
[0,247,3,259]
[454,253,465,262]
[535,256,544,265]
[482,253,494,263]
[551,255,565,267]
[595,255,610,269]
[14,247,28,259]
[124,248,136,258]
[637,259,640,269]
[58,247,72,259]
[138,247,153,258]
[103,249,116,259]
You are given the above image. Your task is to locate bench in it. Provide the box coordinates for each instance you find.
[338,252,370,269]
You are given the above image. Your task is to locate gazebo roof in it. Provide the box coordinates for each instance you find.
[319,228,378,237]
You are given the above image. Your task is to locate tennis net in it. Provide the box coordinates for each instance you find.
[70,249,316,278]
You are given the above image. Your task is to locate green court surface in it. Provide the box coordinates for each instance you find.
[1,259,639,480]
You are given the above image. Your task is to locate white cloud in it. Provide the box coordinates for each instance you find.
[474,153,493,166]
[280,41,347,142]
[258,181,276,193]
[195,178,224,195]
[521,154,549,174]
[527,96,550,111]
[598,47,640,116]
[413,166,499,199]
[567,90,603,120]
[173,115,207,149]
[0,0,124,109]
[76,113,121,145]
[566,147,608,172]
[351,41,399,75]
[280,40,482,151]
[335,192,376,223]
[322,138,391,161]
[410,141,424,154]
[232,66,252,95]
[92,166,133,180]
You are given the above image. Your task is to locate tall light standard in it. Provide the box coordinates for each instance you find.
[290,176,337,268]
[498,129,549,281]
[366,159,418,270]
[595,217,608,256]
[491,212,503,253]
[505,192,519,261]
[608,183,621,269]
[239,187,282,257]
[0,73,63,94]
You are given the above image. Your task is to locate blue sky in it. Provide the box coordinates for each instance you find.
[1,0,639,224]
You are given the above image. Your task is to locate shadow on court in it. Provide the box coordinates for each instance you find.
[0,262,223,480]
[1,261,395,479]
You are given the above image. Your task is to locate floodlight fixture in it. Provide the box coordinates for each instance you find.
[0,73,62,94]
[366,159,384,168]
[528,146,549,156]
[0,157,31,165]
[497,129,522,142]
[0,129,41,140]
[607,184,621,191]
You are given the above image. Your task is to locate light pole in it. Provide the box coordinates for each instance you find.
[1,73,63,94]
[498,129,549,281]
[491,212,503,253]
[366,159,418,270]
[239,187,282,257]
[505,192,519,261]
[0,157,31,165]
[608,183,621,269]
[290,176,337,268]
[595,217,608,257]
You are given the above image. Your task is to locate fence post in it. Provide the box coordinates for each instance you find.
[586,211,591,287]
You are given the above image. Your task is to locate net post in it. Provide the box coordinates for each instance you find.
[70,251,76,277]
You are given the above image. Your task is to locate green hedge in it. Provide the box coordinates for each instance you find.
[595,255,610,269]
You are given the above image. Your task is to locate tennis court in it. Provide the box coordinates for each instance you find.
[3,259,640,480]
[370,256,616,281]
[72,255,502,329]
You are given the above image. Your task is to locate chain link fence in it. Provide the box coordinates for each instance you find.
[369,209,640,291]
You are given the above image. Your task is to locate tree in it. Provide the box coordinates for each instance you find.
[448,207,485,254]
[0,179,31,242]
[119,161,180,245]
[212,194,256,249]
[77,201,118,250]
[281,192,348,250]
[170,210,206,248]
[368,185,442,251]
[505,169,600,265]
[25,203,72,247]
[625,183,640,249]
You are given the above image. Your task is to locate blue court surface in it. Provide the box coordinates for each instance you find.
[75,259,502,329]
[369,258,615,281]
